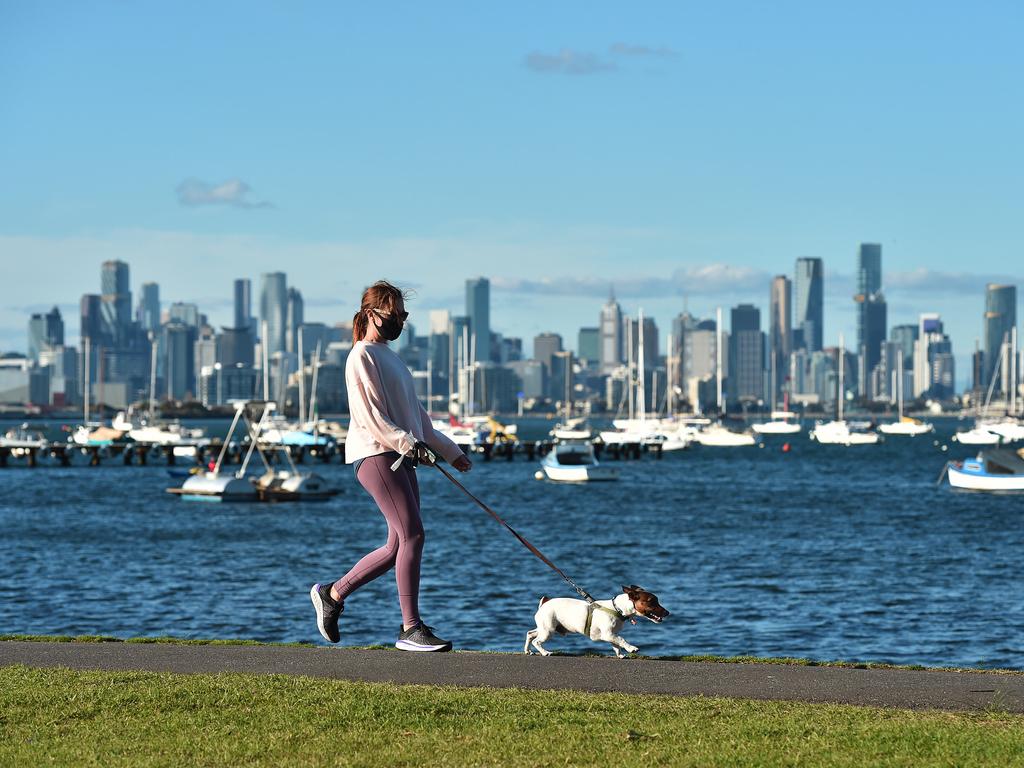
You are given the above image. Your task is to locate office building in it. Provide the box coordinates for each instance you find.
[729,304,764,403]
[913,314,954,399]
[794,257,823,352]
[466,277,491,363]
[287,287,304,356]
[137,282,160,333]
[625,316,659,372]
[233,278,253,332]
[260,272,288,356]
[27,306,64,363]
[983,284,1017,393]
[855,244,887,383]
[599,290,624,374]
[578,327,599,365]
[768,276,791,403]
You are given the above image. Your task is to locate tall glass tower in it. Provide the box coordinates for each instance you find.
[855,243,887,380]
[465,277,490,363]
[769,275,791,402]
[259,272,288,356]
[137,282,160,333]
[984,284,1017,392]
[794,257,823,352]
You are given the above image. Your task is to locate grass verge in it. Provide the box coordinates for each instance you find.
[2,665,1023,767]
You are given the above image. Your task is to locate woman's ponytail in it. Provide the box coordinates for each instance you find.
[352,310,368,344]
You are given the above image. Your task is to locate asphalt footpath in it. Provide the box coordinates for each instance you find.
[2,641,1022,713]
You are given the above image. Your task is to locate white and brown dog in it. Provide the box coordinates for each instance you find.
[524,585,670,658]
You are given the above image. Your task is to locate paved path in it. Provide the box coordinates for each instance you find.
[3,641,1022,713]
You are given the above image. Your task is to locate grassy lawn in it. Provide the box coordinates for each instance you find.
[2,665,1023,767]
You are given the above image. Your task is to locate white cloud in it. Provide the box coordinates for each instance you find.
[493,264,770,298]
[176,178,273,209]
[524,49,616,75]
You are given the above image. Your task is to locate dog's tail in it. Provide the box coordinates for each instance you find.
[538,596,550,609]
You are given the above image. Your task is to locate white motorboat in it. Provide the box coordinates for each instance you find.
[693,422,758,446]
[433,416,488,450]
[71,424,126,446]
[540,441,619,482]
[551,416,593,441]
[809,333,880,446]
[878,355,934,437]
[947,449,1024,492]
[809,420,881,445]
[0,424,48,450]
[983,419,1024,443]
[751,411,802,435]
[953,426,1001,445]
[113,409,206,445]
[879,417,935,437]
[168,473,258,502]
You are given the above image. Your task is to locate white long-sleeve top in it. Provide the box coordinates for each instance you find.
[344,340,463,465]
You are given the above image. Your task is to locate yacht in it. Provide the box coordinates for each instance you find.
[751,411,802,436]
[878,355,934,436]
[112,408,206,445]
[540,441,619,482]
[809,334,880,446]
[694,422,759,446]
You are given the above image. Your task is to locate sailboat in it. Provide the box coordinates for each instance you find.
[954,329,1019,445]
[599,310,691,450]
[693,307,758,447]
[809,334,880,445]
[753,358,798,436]
[878,352,934,436]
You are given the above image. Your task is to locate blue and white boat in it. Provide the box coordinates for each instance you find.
[947,449,1024,492]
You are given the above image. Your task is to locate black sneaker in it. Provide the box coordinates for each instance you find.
[310,583,343,643]
[396,623,452,652]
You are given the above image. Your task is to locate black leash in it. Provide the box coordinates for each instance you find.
[430,460,597,604]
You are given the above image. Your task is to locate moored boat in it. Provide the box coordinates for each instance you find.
[947,449,1024,492]
[540,441,619,482]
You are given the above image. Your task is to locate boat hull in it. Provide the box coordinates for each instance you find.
[751,422,801,435]
[541,464,619,482]
[953,429,1001,445]
[948,465,1024,492]
[878,422,934,436]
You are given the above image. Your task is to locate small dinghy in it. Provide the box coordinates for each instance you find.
[947,448,1024,492]
[540,441,619,483]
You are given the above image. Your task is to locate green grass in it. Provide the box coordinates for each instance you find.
[2,666,1023,767]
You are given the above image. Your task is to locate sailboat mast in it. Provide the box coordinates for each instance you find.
[148,333,158,420]
[262,320,270,401]
[638,309,646,424]
[626,319,634,421]
[716,306,723,414]
[298,326,305,426]
[838,333,845,422]
[84,335,91,424]
[897,351,904,420]
[666,332,674,416]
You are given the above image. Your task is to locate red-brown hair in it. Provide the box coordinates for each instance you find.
[352,280,409,343]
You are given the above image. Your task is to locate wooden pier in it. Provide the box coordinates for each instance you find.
[0,438,663,469]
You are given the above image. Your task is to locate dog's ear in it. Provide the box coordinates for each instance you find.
[622,584,638,594]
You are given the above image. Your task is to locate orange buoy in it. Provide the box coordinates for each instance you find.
[782,442,791,453]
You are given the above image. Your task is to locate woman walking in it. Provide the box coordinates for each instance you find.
[310,281,472,652]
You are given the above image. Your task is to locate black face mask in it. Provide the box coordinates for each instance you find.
[373,311,404,341]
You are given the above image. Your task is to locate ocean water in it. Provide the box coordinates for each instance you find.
[2,418,1022,668]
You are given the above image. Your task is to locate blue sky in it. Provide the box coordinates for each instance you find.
[2,1,1022,387]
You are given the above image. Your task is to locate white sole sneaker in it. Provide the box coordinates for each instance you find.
[310,583,341,643]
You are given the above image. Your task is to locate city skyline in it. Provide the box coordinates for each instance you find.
[4,253,1021,392]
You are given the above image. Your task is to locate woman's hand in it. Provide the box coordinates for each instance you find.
[452,455,472,473]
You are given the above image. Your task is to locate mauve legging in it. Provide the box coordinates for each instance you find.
[332,453,424,629]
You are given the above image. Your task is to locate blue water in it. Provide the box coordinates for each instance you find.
[2,418,1022,668]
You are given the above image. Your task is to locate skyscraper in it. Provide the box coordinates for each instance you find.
[794,257,823,352]
[287,287,304,355]
[599,290,623,374]
[27,306,64,363]
[913,314,954,399]
[983,284,1017,393]
[578,327,599,364]
[625,316,659,371]
[769,276,791,403]
[855,243,887,386]
[260,272,288,356]
[233,279,253,331]
[729,304,764,403]
[466,277,491,363]
[137,282,160,333]
[100,260,132,346]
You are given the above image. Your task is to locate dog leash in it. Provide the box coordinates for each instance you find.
[394,447,598,604]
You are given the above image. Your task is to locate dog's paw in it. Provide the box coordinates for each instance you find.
[627,645,639,654]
